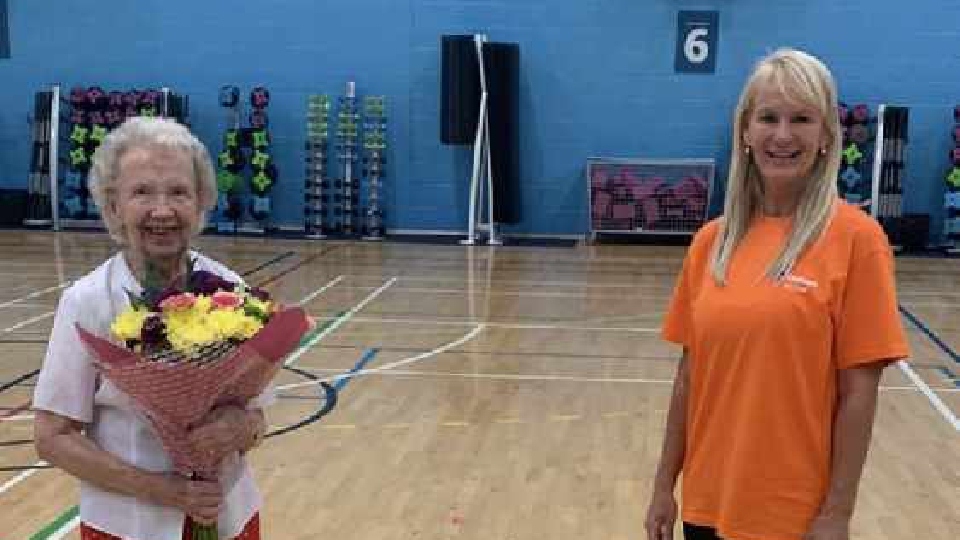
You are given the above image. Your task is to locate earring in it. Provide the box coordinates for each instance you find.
[820,147,826,155]
[744,145,751,155]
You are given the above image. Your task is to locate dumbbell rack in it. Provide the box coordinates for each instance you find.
[944,105,960,254]
[362,96,386,240]
[869,104,908,250]
[24,88,57,228]
[247,87,274,232]
[836,102,875,210]
[214,85,244,234]
[334,82,360,236]
[25,84,187,232]
[304,94,331,239]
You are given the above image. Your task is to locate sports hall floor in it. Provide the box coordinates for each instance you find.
[0,230,957,539]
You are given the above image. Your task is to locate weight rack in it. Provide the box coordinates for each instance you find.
[24,84,188,232]
[945,105,960,254]
[333,82,360,235]
[362,96,386,240]
[304,94,331,238]
[869,104,908,251]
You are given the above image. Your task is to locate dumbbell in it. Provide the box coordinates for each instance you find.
[86,87,107,110]
[251,87,270,109]
[838,102,850,125]
[850,124,871,145]
[250,109,268,129]
[219,85,240,108]
[852,104,870,123]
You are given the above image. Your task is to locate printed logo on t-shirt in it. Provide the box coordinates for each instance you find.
[780,273,818,293]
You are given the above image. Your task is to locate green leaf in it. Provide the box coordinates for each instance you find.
[124,288,146,310]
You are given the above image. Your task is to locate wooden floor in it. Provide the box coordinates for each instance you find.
[0,230,957,539]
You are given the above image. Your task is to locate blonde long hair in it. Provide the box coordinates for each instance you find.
[710,48,842,285]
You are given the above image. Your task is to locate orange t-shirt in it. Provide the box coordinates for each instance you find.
[661,200,910,540]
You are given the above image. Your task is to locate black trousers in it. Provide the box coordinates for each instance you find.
[683,522,723,540]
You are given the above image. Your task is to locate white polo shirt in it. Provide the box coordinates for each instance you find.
[33,251,273,540]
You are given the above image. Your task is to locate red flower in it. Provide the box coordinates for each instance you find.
[159,293,196,311]
[211,291,243,309]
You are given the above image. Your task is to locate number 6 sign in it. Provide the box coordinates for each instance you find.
[675,11,719,73]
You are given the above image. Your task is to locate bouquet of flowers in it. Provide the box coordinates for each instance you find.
[74,258,312,540]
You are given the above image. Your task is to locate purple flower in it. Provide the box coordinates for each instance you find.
[189,270,236,295]
[249,286,270,301]
[140,314,166,346]
[152,283,183,309]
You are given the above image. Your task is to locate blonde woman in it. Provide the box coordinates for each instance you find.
[645,48,909,540]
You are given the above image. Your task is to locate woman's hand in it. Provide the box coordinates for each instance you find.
[644,489,678,540]
[802,512,850,540]
[187,406,251,464]
[156,474,222,525]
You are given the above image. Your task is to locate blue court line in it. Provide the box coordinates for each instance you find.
[898,305,960,387]
[333,348,380,391]
[898,305,960,364]
[935,367,960,389]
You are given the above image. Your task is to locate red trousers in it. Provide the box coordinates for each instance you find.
[80,513,260,540]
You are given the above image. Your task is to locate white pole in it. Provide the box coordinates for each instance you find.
[870,104,885,218]
[49,84,60,231]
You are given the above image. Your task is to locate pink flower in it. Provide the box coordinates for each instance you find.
[159,293,196,311]
[211,291,243,309]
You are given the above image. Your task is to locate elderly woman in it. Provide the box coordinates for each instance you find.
[645,49,909,540]
[33,117,269,540]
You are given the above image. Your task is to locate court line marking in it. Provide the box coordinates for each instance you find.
[311,315,658,333]
[46,515,81,540]
[332,284,670,300]
[0,303,54,310]
[896,304,960,430]
[284,277,397,367]
[899,291,960,298]
[0,414,34,422]
[0,462,44,496]
[897,361,960,431]
[332,348,379,391]
[346,274,676,289]
[297,275,345,306]
[2,312,54,333]
[280,367,960,392]
[275,324,486,392]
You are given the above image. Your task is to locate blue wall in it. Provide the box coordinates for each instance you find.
[0,1,957,240]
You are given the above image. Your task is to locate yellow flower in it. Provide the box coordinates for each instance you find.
[194,295,212,314]
[111,307,151,341]
[239,314,263,339]
[166,318,219,353]
[207,309,249,340]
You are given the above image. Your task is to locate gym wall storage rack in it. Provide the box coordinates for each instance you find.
[25,83,189,231]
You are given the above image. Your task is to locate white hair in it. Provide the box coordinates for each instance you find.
[88,116,217,243]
